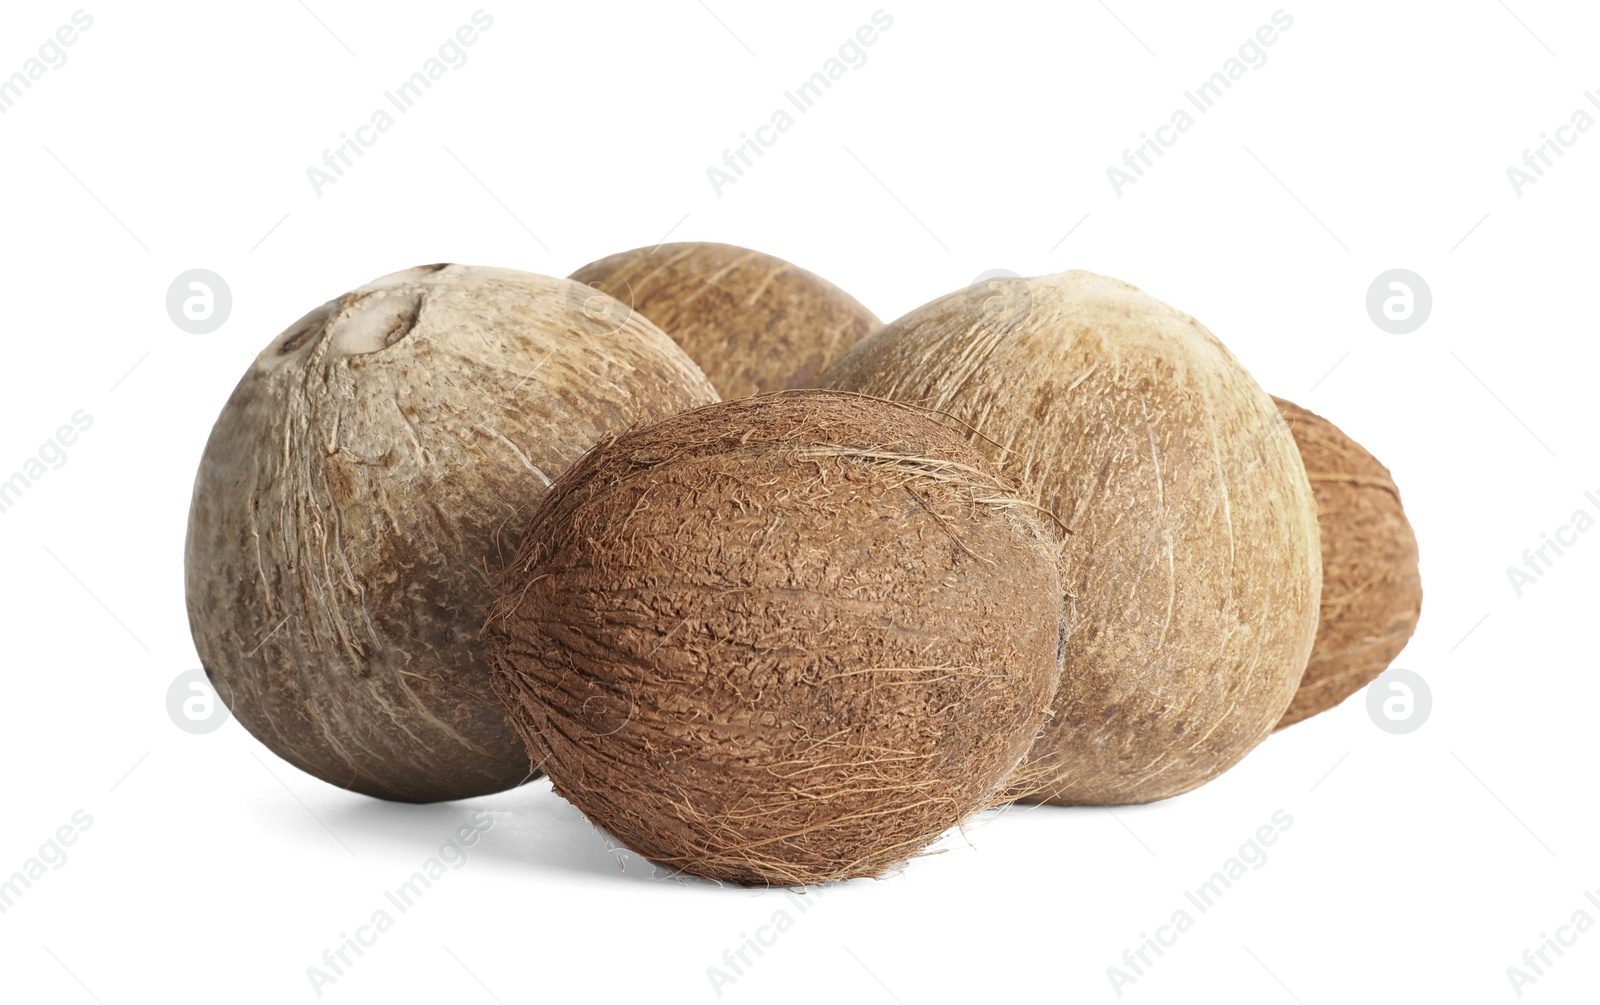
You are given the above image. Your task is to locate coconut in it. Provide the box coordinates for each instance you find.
[569,242,880,399]
[1272,397,1421,729]
[820,270,1321,805]
[184,264,718,803]
[486,390,1064,885]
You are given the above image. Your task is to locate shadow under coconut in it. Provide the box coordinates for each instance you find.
[321,779,720,889]
[964,789,1193,852]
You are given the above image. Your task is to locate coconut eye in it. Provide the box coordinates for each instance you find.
[277,322,318,356]
[325,292,425,357]
[383,297,422,346]
[274,302,338,356]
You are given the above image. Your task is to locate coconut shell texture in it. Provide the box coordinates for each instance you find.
[185,264,719,803]
[486,391,1064,885]
[820,271,1321,805]
[569,242,880,399]
[1272,397,1421,729]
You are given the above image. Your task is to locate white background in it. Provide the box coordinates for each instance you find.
[1,2,1596,1002]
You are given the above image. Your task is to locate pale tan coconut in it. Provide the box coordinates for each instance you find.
[821,270,1321,805]
[185,264,718,803]
[570,242,880,398]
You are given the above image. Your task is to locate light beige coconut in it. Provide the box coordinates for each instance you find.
[184,264,718,803]
[821,270,1321,805]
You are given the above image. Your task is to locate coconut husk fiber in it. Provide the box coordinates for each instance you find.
[569,242,880,399]
[820,271,1321,806]
[486,390,1064,885]
[1272,397,1422,729]
[185,264,718,803]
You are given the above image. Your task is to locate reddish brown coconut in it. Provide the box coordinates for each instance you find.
[486,391,1064,884]
[569,242,880,398]
[1272,397,1422,729]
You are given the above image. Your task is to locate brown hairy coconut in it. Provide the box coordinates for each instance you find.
[185,264,718,803]
[486,390,1064,885]
[1272,397,1421,729]
[820,270,1321,805]
[568,242,880,398]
